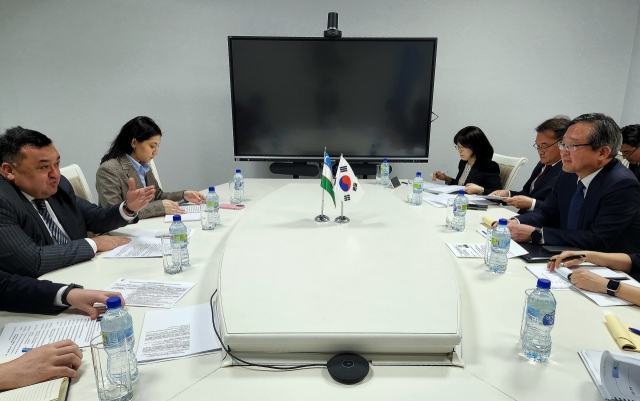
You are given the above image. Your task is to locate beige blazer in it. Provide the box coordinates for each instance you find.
[96,155,184,219]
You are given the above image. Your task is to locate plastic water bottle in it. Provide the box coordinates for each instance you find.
[451,190,468,231]
[233,169,244,204]
[170,215,189,267]
[203,186,221,230]
[412,172,424,205]
[380,158,390,186]
[522,278,556,362]
[488,218,510,274]
[101,296,138,385]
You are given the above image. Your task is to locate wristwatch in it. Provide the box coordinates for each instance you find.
[607,279,621,297]
[531,227,543,244]
[123,201,137,216]
[61,283,84,306]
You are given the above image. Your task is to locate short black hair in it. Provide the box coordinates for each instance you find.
[621,124,640,148]
[536,116,571,140]
[453,126,494,161]
[570,113,621,158]
[0,127,53,166]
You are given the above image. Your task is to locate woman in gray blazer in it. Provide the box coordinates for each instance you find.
[96,116,205,219]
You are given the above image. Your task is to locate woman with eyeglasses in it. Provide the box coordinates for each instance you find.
[432,126,502,195]
[620,124,640,181]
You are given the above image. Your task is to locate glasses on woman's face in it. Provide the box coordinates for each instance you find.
[454,144,467,152]
[557,142,591,152]
[532,139,560,152]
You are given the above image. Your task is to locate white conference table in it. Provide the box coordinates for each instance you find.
[1,178,639,401]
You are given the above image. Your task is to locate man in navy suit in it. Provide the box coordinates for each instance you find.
[0,269,124,391]
[508,113,640,253]
[0,127,156,277]
[490,116,570,214]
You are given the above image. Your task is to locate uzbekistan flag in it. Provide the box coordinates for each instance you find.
[333,155,364,203]
[321,152,336,207]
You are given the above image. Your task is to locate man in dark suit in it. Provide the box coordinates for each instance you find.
[0,269,124,391]
[490,116,570,214]
[620,124,640,181]
[507,114,640,253]
[0,127,156,277]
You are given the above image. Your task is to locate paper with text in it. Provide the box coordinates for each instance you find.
[104,278,196,308]
[446,242,528,259]
[136,303,221,364]
[0,316,100,356]
[103,237,162,258]
[164,204,204,222]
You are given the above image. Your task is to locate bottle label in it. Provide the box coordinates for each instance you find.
[526,306,555,327]
[413,183,423,190]
[491,237,510,247]
[543,311,555,326]
[454,205,467,212]
[207,200,218,208]
[172,233,187,242]
[102,330,124,346]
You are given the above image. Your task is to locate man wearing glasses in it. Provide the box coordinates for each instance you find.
[620,124,640,181]
[490,116,570,214]
[508,113,640,255]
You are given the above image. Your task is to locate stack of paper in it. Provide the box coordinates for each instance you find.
[104,278,196,308]
[446,242,528,258]
[423,183,465,194]
[104,229,195,258]
[164,204,203,222]
[136,303,221,364]
[605,314,640,351]
[424,193,498,208]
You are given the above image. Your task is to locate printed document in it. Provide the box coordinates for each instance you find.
[446,242,528,258]
[136,303,221,364]
[104,278,196,308]
[0,316,100,356]
[164,204,204,222]
[103,237,162,258]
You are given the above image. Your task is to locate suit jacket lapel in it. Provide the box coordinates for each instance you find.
[532,162,561,194]
[7,184,55,245]
[118,155,144,188]
[525,163,544,193]
[578,164,610,227]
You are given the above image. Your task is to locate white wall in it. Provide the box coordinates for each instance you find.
[622,6,640,126]
[0,0,639,201]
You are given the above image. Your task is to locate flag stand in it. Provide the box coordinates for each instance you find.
[314,187,330,222]
[334,201,350,224]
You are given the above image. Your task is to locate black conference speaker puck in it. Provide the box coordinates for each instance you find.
[327,353,370,384]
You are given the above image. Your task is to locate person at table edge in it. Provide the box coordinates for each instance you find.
[432,126,503,195]
[490,116,569,214]
[0,127,155,278]
[620,124,640,181]
[508,113,640,254]
[0,269,125,391]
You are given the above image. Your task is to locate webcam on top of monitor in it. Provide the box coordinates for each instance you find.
[324,12,342,38]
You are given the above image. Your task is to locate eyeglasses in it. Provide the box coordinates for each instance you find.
[454,144,467,151]
[558,142,591,152]
[621,146,640,159]
[533,139,561,151]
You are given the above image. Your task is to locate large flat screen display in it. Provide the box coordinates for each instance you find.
[228,37,437,162]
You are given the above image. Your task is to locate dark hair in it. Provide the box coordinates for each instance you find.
[570,113,621,158]
[453,126,494,160]
[621,124,640,148]
[0,126,52,166]
[536,115,571,140]
[100,116,162,164]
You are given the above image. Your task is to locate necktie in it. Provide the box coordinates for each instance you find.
[531,165,549,192]
[34,199,70,244]
[567,181,585,230]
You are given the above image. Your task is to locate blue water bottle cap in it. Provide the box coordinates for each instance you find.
[458,190,465,195]
[173,215,181,222]
[416,172,421,177]
[536,278,551,290]
[209,186,215,192]
[236,169,241,173]
[106,296,122,309]
[498,218,508,226]
[383,158,388,162]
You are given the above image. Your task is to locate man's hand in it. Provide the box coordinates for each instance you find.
[184,190,205,204]
[92,236,131,252]
[490,190,509,197]
[66,289,125,320]
[504,195,533,210]
[125,177,155,212]
[464,183,484,194]
[508,223,535,242]
[570,270,608,293]
[0,340,82,391]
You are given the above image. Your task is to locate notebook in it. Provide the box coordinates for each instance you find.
[605,314,640,352]
[579,349,640,400]
[0,355,70,401]
[518,243,555,263]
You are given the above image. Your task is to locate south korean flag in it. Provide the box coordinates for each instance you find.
[333,155,365,203]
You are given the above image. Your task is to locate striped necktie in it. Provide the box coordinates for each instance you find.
[34,199,70,244]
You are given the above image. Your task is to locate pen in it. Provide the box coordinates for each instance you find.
[629,327,640,336]
[22,347,84,353]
